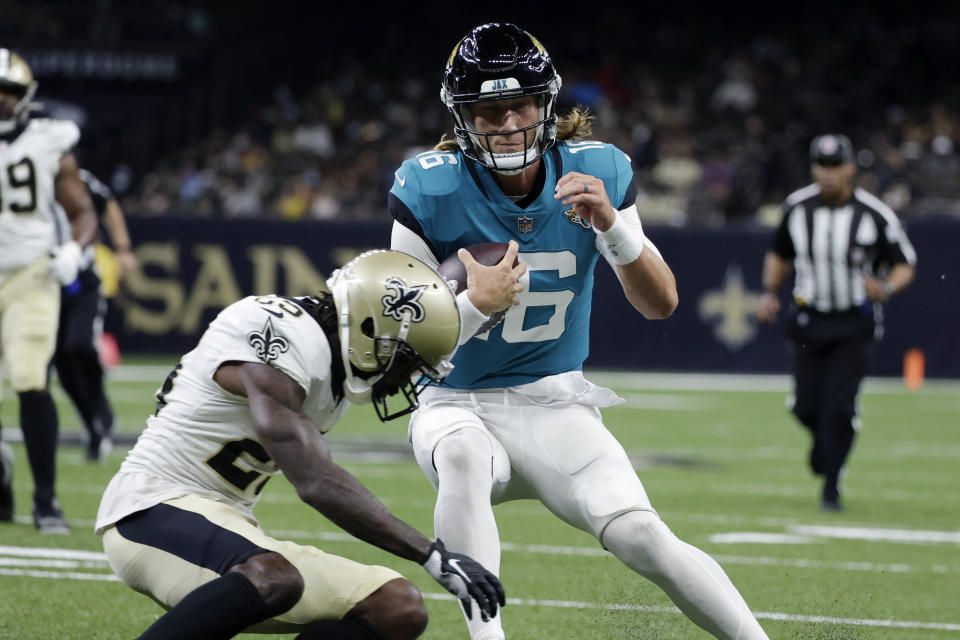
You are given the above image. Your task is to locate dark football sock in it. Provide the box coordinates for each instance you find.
[294,619,386,640]
[18,390,58,506]
[137,571,272,640]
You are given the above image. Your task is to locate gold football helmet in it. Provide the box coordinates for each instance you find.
[329,250,460,421]
[0,48,37,135]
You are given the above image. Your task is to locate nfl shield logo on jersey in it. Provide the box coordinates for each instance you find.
[517,216,534,233]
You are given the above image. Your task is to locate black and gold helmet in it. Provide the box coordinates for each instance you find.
[441,23,562,175]
[0,48,37,135]
[329,250,460,421]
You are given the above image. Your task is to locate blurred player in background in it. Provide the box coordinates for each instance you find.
[757,133,917,511]
[389,23,768,640]
[53,168,136,461]
[97,250,508,640]
[0,48,97,533]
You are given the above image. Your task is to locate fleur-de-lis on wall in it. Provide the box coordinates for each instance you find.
[247,317,290,362]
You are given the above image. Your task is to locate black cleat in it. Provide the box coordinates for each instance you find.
[0,442,13,522]
[85,415,115,462]
[820,496,844,512]
[820,485,844,513]
[33,497,70,534]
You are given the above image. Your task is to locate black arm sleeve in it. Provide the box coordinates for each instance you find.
[771,206,796,259]
[618,179,639,211]
[388,192,441,262]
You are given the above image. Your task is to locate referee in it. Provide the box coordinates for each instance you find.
[757,133,917,511]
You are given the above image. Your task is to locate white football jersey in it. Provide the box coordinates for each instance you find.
[0,118,80,271]
[96,295,350,532]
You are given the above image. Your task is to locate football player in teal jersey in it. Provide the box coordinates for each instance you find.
[389,23,768,640]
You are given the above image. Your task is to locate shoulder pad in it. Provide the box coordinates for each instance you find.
[219,296,330,392]
[27,118,80,156]
[394,150,466,197]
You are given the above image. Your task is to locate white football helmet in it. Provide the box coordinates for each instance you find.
[329,250,460,421]
[0,48,37,135]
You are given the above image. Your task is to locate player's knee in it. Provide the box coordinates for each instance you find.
[350,578,428,640]
[12,374,47,393]
[434,428,493,478]
[230,551,303,616]
[601,510,677,578]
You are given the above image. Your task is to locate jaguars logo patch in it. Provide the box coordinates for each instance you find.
[564,208,592,229]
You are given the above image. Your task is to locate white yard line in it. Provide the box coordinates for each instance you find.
[0,568,120,581]
[789,524,960,544]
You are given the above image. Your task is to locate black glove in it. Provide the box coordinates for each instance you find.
[422,539,506,621]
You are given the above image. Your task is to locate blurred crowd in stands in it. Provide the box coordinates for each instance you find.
[10,3,957,225]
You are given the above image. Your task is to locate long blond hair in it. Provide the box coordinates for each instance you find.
[434,106,595,151]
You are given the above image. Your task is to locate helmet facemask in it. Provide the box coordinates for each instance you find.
[441,23,562,175]
[445,87,560,175]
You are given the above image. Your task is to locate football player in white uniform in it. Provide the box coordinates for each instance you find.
[0,48,97,533]
[97,249,524,640]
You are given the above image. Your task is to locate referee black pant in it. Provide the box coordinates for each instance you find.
[53,267,114,445]
[787,308,873,501]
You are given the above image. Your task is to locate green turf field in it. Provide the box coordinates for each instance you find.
[1,362,957,639]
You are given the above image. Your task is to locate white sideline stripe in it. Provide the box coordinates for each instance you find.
[0,558,110,569]
[421,593,960,631]
[709,554,935,574]
[0,568,120,582]
[789,525,960,544]
[0,545,108,561]
[709,533,818,544]
[108,366,960,395]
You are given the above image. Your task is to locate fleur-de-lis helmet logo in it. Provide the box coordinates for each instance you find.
[247,317,290,362]
[381,277,426,322]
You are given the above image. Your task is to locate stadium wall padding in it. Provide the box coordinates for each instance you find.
[111,217,958,377]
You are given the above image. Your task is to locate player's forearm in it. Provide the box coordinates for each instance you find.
[761,252,791,293]
[252,399,432,564]
[617,252,678,319]
[104,199,132,251]
[884,263,916,295]
[57,155,98,247]
[298,459,432,563]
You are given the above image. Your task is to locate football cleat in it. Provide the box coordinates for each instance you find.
[33,497,70,535]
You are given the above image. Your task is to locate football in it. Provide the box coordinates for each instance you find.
[438,242,518,334]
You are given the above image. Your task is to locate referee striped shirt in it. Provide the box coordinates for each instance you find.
[772,185,917,313]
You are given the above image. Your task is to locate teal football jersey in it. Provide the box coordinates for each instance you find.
[390,141,636,388]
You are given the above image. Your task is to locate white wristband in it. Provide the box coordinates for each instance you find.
[595,215,644,265]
